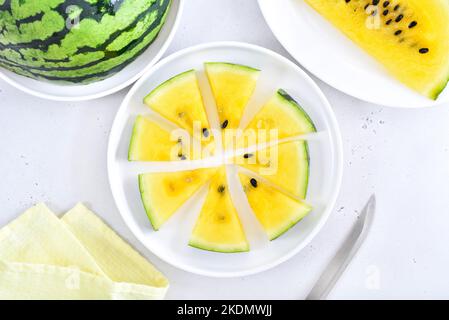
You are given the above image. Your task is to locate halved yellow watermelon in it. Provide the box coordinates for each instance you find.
[144,70,211,137]
[239,89,316,148]
[189,168,249,253]
[128,115,194,161]
[235,141,310,199]
[205,62,260,130]
[304,0,449,99]
[239,173,312,240]
[139,168,217,230]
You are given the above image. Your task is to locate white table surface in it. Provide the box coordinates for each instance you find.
[1,0,449,300]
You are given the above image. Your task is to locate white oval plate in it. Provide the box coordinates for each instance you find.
[108,42,343,277]
[258,0,449,108]
[0,0,183,102]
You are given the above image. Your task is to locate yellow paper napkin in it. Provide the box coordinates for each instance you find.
[0,203,169,300]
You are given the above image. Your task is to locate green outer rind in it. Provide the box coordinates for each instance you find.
[204,62,261,74]
[138,174,161,231]
[0,0,171,84]
[268,202,312,241]
[277,89,317,133]
[128,115,143,161]
[239,171,313,241]
[239,144,312,240]
[22,7,168,83]
[275,88,315,198]
[431,77,449,100]
[143,69,195,105]
[301,141,311,199]
[263,91,314,239]
[278,88,314,198]
[188,237,250,253]
[244,88,314,200]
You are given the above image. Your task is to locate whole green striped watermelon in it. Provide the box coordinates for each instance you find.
[0,0,171,84]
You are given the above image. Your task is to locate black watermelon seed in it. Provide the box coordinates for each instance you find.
[243,153,253,159]
[202,128,209,138]
[250,178,258,188]
[394,4,400,11]
[395,14,403,22]
[419,48,429,54]
[386,19,392,25]
[221,120,229,129]
[394,30,402,36]
[373,0,380,5]
[383,9,389,16]
[408,21,417,28]
[217,185,225,193]
[383,1,390,8]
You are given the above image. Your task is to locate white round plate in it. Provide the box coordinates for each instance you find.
[108,42,343,277]
[0,0,183,102]
[258,0,449,108]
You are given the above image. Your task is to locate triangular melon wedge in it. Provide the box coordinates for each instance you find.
[139,168,217,230]
[304,0,449,99]
[239,173,312,241]
[128,115,196,161]
[238,89,316,149]
[205,62,260,130]
[234,140,310,199]
[144,70,211,138]
[189,168,249,253]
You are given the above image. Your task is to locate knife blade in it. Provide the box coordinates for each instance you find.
[306,194,376,300]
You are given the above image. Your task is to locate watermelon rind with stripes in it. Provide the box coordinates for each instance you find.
[0,0,171,84]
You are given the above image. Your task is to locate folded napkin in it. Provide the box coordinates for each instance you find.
[0,203,169,300]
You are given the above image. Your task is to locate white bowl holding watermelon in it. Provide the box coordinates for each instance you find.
[259,0,449,108]
[0,0,183,101]
[107,42,344,277]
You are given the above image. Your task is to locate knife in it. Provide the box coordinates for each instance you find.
[306,194,376,300]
